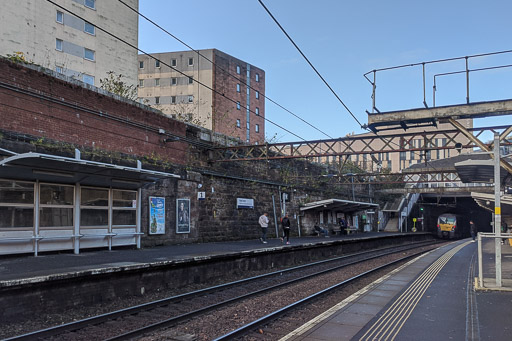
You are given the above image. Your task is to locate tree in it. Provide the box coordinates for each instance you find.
[99,71,138,101]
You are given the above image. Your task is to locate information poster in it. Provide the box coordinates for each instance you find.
[176,198,190,233]
[149,196,165,235]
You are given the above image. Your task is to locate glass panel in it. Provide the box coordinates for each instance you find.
[81,188,108,206]
[113,190,136,207]
[80,209,108,227]
[40,184,74,205]
[0,180,34,204]
[0,207,34,228]
[112,210,136,226]
[40,207,73,227]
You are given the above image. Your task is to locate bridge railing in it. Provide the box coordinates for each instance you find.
[364,49,512,113]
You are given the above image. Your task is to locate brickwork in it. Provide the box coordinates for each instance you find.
[0,59,188,165]
[212,49,265,144]
[0,58,372,249]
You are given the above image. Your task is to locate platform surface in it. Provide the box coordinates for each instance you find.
[282,239,512,341]
[0,232,395,283]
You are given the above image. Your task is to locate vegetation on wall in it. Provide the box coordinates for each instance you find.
[100,71,139,101]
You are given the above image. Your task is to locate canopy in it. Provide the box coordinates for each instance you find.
[300,198,378,213]
[0,152,180,189]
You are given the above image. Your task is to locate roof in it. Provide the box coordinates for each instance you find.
[300,199,379,213]
[471,192,512,216]
[454,158,509,183]
[0,152,180,189]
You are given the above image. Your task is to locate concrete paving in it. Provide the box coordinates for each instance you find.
[284,239,512,341]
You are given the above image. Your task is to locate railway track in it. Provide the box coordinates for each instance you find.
[6,241,443,341]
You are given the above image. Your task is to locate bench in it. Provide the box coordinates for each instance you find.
[345,227,358,235]
[331,229,342,235]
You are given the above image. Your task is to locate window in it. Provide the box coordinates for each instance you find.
[188,57,193,66]
[246,122,250,129]
[255,73,259,82]
[188,95,194,103]
[236,102,241,110]
[255,124,260,133]
[188,77,193,84]
[112,190,137,226]
[56,39,63,51]
[236,84,241,92]
[39,184,74,228]
[236,65,241,74]
[171,77,177,85]
[155,78,160,86]
[0,180,34,229]
[236,119,241,128]
[55,66,63,74]
[139,61,144,69]
[255,91,259,99]
[139,79,144,87]
[155,97,160,104]
[84,22,95,35]
[82,74,94,85]
[255,107,260,116]
[84,0,95,9]
[80,188,108,227]
[84,48,95,61]
[171,58,177,67]
[155,60,160,68]
[171,96,176,104]
[56,10,63,23]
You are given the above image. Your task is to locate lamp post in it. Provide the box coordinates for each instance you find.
[494,132,502,287]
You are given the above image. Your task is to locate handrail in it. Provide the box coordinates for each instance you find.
[364,49,512,113]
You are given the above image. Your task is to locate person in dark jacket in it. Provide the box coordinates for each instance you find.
[281,215,291,244]
[470,220,477,242]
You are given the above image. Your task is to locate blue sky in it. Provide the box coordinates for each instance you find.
[139,0,512,143]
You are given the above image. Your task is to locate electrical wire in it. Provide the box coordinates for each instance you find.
[117,0,333,139]
[257,0,364,129]
[256,0,446,174]
[45,0,305,141]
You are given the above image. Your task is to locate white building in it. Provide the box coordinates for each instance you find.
[0,0,139,87]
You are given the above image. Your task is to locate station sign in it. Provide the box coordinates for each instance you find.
[237,198,254,209]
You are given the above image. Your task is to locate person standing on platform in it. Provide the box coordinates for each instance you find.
[470,220,477,242]
[281,214,291,244]
[258,212,269,244]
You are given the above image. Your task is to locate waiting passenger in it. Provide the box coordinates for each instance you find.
[314,225,329,237]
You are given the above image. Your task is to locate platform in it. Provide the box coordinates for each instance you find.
[283,239,512,341]
[0,232,401,284]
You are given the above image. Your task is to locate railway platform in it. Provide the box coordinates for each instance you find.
[0,232,396,283]
[283,238,512,341]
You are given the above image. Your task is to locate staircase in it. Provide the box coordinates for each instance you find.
[384,217,399,232]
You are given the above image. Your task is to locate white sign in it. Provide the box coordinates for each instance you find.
[237,198,254,209]
[197,192,206,200]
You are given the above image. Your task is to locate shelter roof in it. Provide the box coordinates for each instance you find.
[300,199,378,213]
[0,152,180,189]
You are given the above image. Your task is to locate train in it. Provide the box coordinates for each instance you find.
[436,213,469,239]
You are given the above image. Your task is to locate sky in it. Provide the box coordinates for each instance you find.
[138,0,512,143]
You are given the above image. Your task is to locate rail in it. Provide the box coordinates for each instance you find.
[5,241,438,340]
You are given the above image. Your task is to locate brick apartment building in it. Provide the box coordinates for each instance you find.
[138,49,265,144]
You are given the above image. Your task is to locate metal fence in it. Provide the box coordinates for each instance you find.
[477,232,512,290]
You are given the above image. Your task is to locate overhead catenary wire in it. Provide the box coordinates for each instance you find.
[45,0,305,142]
[258,0,364,129]
[257,0,444,173]
[117,0,333,140]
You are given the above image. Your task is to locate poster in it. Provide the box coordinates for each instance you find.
[176,198,190,233]
[149,197,165,234]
